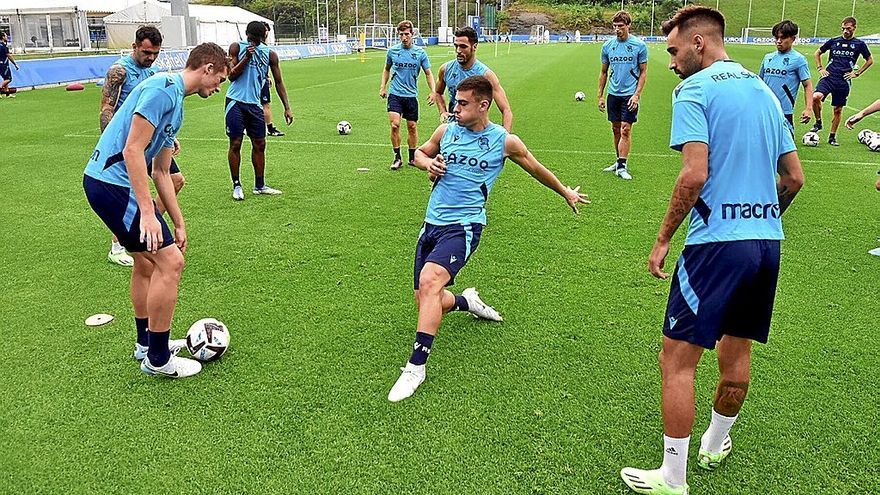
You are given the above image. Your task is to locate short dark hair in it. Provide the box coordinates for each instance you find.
[397,20,414,33]
[772,20,799,38]
[246,20,267,42]
[661,5,725,38]
[454,26,478,44]
[262,21,271,32]
[457,75,493,104]
[185,42,230,72]
[135,26,162,46]
[842,16,857,26]
[612,11,632,25]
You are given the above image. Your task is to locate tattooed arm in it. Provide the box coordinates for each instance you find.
[648,142,708,279]
[100,64,126,132]
[776,151,805,215]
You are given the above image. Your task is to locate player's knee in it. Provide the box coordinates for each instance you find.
[252,139,267,152]
[229,138,243,152]
[620,125,632,138]
[833,106,843,115]
[812,93,823,103]
[172,173,185,193]
[407,121,418,131]
[417,271,444,295]
[390,120,401,132]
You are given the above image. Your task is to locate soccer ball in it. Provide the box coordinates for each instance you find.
[858,129,875,145]
[868,134,880,152]
[186,318,230,362]
[574,91,586,101]
[802,132,820,147]
[337,120,352,135]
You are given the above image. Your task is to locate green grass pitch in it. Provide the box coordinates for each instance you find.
[1,42,878,494]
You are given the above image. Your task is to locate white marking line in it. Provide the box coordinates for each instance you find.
[62,133,878,165]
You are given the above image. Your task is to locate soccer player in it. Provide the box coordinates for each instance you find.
[100,27,187,267]
[83,43,230,378]
[227,21,293,200]
[845,99,880,256]
[260,22,284,137]
[0,31,19,98]
[620,7,804,494]
[811,16,873,146]
[759,20,813,128]
[597,11,648,180]
[432,26,513,131]
[387,75,589,402]
[379,20,436,170]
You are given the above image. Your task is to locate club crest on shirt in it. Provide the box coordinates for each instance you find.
[478,136,490,151]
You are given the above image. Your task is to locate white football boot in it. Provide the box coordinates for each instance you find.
[462,287,503,321]
[616,166,633,180]
[388,362,426,402]
[140,354,202,378]
[253,185,283,195]
[232,184,245,201]
[602,162,619,172]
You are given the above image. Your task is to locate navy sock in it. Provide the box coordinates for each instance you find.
[617,157,627,167]
[147,330,171,367]
[408,148,416,163]
[829,133,836,140]
[232,176,241,186]
[452,295,470,312]
[135,317,149,346]
[256,176,265,189]
[408,331,435,366]
[394,147,401,160]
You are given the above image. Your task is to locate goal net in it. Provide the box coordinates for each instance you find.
[741,27,794,44]
[528,25,545,44]
[351,23,395,50]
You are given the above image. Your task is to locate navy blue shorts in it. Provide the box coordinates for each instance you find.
[607,94,638,123]
[784,114,793,127]
[84,175,174,253]
[260,82,271,104]
[413,223,483,289]
[147,157,181,176]
[816,76,850,107]
[0,64,11,82]
[663,240,781,349]
[225,98,266,139]
[388,93,419,122]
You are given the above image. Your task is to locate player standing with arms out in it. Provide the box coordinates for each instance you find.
[759,20,814,129]
[432,26,513,131]
[620,7,804,494]
[0,32,19,98]
[387,76,589,402]
[811,16,873,146]
[84,44,230,377]
[597,11,648,180]
[379,20,436,170]
[100,27,187,267]
[227,21,293,200]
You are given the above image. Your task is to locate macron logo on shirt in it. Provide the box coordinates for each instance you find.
[721,202,780,220]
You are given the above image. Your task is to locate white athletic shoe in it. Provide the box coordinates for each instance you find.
[602,163,619,172]
[253,185,283,195]
[232,184,245,201]
[388,362,426,402]
[140,354,202,378]
[620,467,689,494]
[108,250,134,267]
[616,167,633,180]
[133,339,187,361]
[869,247,880,257]
[462,287,503,321]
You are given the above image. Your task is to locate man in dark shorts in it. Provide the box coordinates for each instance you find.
[0,32,19,98]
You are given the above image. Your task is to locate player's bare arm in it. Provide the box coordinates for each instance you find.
[597,62,609,111]
[846,98,880,128]
[228,42,252,82]
[814,48,829,78]
[152,146,187,252]
[99,64,126,131]
[649,141,708,279]
[123,114,162,253]
[776,151,805,215]
[504,133,589,214]
[486,70,513,131]
[414,124,447,175]
[269,50,293,124]
[800,78,815,123]
[628,61,648,111]
[434,63,449,119]
[379,62,391,98]
[424,68,437,105]
[846,55,873,80]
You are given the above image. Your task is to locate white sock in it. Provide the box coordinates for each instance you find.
[700,409,738,453]
[110,241,125,254]
[660,435,690,487]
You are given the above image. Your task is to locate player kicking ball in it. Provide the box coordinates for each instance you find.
[388,75,589,402]
[84,44,230,378]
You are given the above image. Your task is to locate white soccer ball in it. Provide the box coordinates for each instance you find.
[186,318,230,362]
[802,132,820,147]
[858,129,874,145]
[574,91,586,101]
[868,134,880,152]
[337,120,352,135]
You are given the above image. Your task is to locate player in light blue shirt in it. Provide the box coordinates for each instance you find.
[379,20,436,169]
[597,11,649,180]
[226,21,293,200]
[758,20,813,128]
[83,43,230,379]
[432,26,513,131]
[386,75,588,402]
[621,7,804,495]
[98,27,183,267]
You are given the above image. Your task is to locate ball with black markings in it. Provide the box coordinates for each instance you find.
[186,318,230,362]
